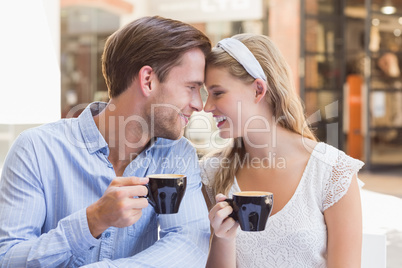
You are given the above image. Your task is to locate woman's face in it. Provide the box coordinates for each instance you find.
[204,67,257,139]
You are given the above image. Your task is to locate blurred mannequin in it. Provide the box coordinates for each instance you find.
[378,52,400,78]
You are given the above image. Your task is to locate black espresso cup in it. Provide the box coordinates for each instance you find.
[146,174,187,214]
[226,191,274,232]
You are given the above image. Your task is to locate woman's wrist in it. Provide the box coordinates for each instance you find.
[213,232,236,243]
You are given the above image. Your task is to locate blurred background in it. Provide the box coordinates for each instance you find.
[1,0,402,181]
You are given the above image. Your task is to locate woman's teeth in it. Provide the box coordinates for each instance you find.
[215,116,227,123]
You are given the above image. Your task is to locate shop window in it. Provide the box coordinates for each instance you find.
[60,6,119,117]
[301,0,345,148]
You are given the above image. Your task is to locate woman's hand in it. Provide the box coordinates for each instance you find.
[209,194,239,240]
[206,194,239,268]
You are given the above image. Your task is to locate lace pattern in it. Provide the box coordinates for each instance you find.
[311,144,365,211]
[200,160,216,205]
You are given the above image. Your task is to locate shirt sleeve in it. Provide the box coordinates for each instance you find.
[0,132,99,267]
[322,149,365,211]
[83,139,210,268]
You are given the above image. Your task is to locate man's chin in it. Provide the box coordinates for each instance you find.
[155,128,184,141]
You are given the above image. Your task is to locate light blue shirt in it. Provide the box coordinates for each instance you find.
[0,102,210,267]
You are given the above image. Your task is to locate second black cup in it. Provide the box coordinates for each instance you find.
[146,174,187,214]
[226,191,274,232]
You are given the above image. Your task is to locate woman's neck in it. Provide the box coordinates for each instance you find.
[242,124,317,169]
[243,125,287,157]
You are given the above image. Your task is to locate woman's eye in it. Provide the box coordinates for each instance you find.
[213,92,223,97]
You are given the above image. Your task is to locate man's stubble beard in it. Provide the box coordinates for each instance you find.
[148,89,184,140]
[152,107,183,140]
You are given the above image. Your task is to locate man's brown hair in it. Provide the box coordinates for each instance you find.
[102,16,211,98]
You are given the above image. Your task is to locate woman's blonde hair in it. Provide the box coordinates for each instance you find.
[204,33,316,198]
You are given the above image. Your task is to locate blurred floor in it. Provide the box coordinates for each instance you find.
[359,168,402,198]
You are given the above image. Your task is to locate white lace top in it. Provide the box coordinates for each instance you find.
[200,143,364,268]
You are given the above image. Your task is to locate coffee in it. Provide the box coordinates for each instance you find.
[146,174,187,214]
[234,191,272,197]
[226,191,273,232]
[147,174,184,179]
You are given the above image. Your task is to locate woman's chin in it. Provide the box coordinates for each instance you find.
[218,129,234,140]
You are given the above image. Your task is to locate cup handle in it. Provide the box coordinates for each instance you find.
[144,184,156,208]
[224,198,238,221]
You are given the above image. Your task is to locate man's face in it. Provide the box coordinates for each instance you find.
[151,48,205,140]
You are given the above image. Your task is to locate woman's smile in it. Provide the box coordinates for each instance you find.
[214,115,227,128]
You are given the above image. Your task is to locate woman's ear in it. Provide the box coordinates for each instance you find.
[254,79,267,103]
[139,65,154,97]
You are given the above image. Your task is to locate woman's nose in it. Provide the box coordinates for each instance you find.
[203,96,214,113]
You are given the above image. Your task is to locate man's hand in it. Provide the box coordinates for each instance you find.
[86,176,149,238]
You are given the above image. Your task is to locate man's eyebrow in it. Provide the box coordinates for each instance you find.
[187,81,204,86]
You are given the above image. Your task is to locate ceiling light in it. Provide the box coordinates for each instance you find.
[381,0,396,14]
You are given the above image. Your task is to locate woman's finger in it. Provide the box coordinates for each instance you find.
[215,193,227,203]
[215,216,239,238]
[210,205,233,229]
[209,201,229,222]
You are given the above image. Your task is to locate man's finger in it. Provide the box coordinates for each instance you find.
[110,176,149,187]
[126,197,149,209]
[125,185,149,198]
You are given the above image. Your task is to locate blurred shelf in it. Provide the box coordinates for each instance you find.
[306,14,342,20]
[305,51,344,57]
[370,50,402,56]
[305,87,342,92]
[370,88,402,92]
[370,126,402,132]
[371,10,402,17]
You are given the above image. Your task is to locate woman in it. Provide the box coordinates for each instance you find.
[200,34,364,267]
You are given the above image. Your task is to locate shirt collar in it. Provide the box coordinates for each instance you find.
[77,102,159,156]
[144,137,158,155]
[78,102,109,154]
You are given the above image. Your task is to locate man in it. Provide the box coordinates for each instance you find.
[0,16,211,267]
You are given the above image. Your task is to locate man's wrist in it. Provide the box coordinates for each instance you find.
[86,204,108,238]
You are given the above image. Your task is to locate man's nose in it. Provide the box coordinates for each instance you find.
[189,89,203,112]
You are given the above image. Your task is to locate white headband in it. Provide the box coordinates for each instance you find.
[217,38,267,81]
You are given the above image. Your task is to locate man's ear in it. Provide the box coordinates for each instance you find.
[254,79,267,103]
[139,65,154,97]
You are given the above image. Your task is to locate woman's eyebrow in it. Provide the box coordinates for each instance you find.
[206,85,221,91]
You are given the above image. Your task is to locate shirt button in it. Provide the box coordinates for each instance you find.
[104,232,111,238]
[89,246,95,250]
